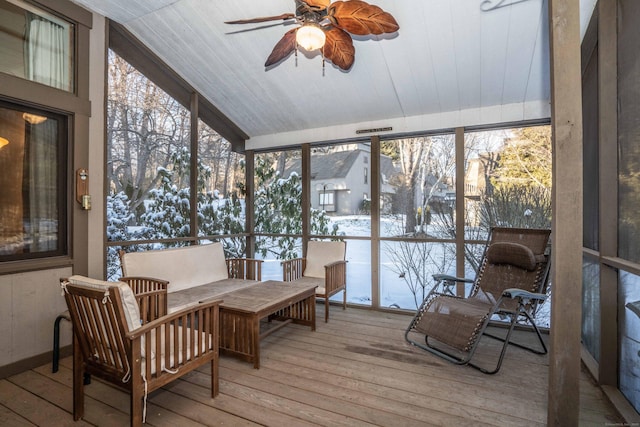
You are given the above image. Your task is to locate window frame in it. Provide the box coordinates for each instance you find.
[0,100,69,262]
[0,0,91,275]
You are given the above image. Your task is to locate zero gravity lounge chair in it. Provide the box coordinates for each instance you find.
[405,227,551,374]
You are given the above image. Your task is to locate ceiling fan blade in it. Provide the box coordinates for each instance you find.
[322,27,355,71]
[226,21,295,35]
[225,13,295,25]
[302,0,331,10]
[265,28,297,68]
[328,0,399,36]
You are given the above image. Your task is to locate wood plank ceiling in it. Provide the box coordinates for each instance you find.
[72,0,560,149]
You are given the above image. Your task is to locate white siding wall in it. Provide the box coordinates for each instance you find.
[0,267,72,367]
[0,13,106,372]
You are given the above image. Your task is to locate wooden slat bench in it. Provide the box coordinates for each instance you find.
[119,242,263,313]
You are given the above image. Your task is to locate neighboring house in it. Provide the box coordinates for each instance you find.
[464,153,499,200]
[418,174,453,212]
[284,145,399,215]
[464,153,499,226]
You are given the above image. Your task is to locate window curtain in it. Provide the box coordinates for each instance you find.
[21,12,66,253]
[24,12,70,91]
[24,118,59,252]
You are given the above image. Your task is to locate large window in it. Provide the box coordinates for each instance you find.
[0,0,74,92]
[107,50,191,248]
[620,271,640,411]
[309,143,370,305]
[196,119,246,251]
[106,50,246,279]
[379,134,456,309]
[618,56,640,263]
[380,134,455,239]
[465,127,552,325]
[613,2,640,413]
[0,101,67,260]
[578,1,640,417]
[253,149,303,279]
[379,127,552,312]
[582,258,601,362]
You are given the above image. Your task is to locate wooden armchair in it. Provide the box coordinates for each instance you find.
[60,275,221,427]
[118,276,168,324]
[282,240,347,322]
[226,257,263,281]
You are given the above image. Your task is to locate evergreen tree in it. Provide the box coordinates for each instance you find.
[140,147,246,253]
[253,155,340,260]
[105,191,153,280]
[108,148,341,271]
[484,126,552,229]
[491,127,552,190]
[106,191,135,243]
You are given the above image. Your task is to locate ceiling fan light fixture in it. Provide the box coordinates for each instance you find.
[227,0,399,71]
[296,23,326,51]
[22,113,47,125]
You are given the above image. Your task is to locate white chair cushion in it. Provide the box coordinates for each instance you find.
[120,243,229,293]
[291,276,325,295]
[143,324,213,374]
[304,241,346,279]
[67,275,141,332]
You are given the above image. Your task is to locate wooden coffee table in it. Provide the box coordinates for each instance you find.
[215,280,316,368]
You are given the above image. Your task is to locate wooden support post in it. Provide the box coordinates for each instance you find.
[548,0,583,425]
[371,136,381,309]
[245,150,256,258]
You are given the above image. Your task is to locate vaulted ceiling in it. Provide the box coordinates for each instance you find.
[71,0,594,150]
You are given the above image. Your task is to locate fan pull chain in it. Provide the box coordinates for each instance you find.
[295,44,298,67]
[322,50,325,77]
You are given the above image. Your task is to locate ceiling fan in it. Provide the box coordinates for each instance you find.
[225,0,399,71]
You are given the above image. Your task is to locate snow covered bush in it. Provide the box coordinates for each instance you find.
[253,155,341,260]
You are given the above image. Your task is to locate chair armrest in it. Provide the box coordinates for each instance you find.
[282,258,305,281]
[127,298,223,339]
[325,260,347,269]
[503,288,547,302]
[226,258,264,280]
[432,274,474,283]
[324,260,347,293]
[126,298,222,380]
[430,274,474,298]
[120,276,168,323]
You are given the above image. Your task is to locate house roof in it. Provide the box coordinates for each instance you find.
[283,149,398,183]
[311,151,359,180]
[72,0,596,149]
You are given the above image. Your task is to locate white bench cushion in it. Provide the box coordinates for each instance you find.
[121,243,228,293]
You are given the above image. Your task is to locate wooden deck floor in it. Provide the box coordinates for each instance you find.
[0,305,623,426]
